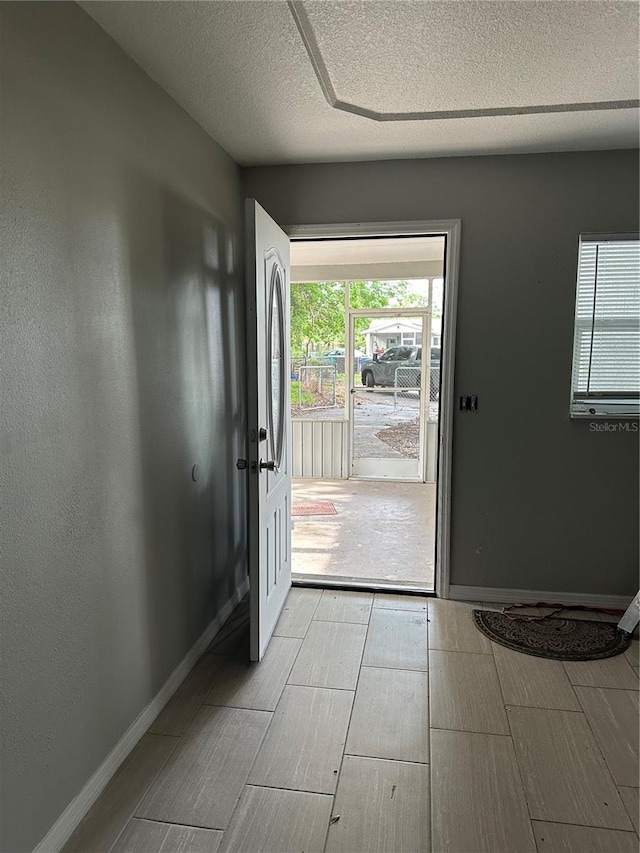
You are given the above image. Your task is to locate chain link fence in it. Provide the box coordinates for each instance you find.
[393,366,440,417]
[430,366,440,402]
[297,365,338,410]
[393,366,421,410]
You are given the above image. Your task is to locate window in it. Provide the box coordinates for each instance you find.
[395,347,413,361]
[379,348,397,362]
[570,234,640,417]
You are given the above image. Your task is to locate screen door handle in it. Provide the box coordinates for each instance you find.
[259,459,279,473]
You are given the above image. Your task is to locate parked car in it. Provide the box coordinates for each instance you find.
[323,348,366,358]
[319,347,368,371]
[360,345,440,396]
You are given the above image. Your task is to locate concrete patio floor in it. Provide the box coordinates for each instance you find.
[292,478,435,590]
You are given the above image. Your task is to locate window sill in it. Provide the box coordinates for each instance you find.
[570,411,640,420]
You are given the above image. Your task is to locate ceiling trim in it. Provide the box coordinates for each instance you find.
[288,0,640,123]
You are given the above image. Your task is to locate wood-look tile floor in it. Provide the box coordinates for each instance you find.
[65,591,639,853]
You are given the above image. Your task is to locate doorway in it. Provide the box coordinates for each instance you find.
[287,227,458,595]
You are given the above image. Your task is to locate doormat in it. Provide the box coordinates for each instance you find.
[292,502,337,517]
[473,610,631,661]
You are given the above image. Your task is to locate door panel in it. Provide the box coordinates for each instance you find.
[350,313,429,481]
[245,200,291,661]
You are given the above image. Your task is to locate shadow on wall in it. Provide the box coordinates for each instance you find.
[124,174,247,692]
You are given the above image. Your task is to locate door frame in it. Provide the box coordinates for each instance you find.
[287,219,461,600]
[347,307,431,483]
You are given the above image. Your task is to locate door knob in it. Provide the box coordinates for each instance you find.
[259,459,279,472]
[236,459,248,470]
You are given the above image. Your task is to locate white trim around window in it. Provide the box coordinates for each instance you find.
[570,233,640,418]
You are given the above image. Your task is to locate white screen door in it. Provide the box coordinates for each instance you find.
[245,200,292,661]
[349,310,431,481]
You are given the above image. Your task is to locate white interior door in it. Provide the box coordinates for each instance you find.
[245,200,291,661]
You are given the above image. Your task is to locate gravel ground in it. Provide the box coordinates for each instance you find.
[375,416,420,458]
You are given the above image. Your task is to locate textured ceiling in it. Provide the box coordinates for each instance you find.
[293,1,638,119]
[81,1,639,166]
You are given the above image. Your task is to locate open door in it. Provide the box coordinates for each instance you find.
[245,200,292,661]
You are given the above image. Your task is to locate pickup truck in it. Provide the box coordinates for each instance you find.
[360,345,440,397]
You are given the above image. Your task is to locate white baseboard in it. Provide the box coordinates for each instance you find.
[448,584,633,610]
[34,576,250,853]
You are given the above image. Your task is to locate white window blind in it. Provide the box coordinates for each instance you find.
[570,234,640,417]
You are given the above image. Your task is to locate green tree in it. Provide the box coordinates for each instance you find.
[291,280,431,356]
[290,282,345,357]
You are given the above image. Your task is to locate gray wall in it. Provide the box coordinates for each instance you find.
[1,5,246,851]
[243,150,640,597]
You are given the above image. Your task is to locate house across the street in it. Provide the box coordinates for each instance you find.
[364,316,441,355]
